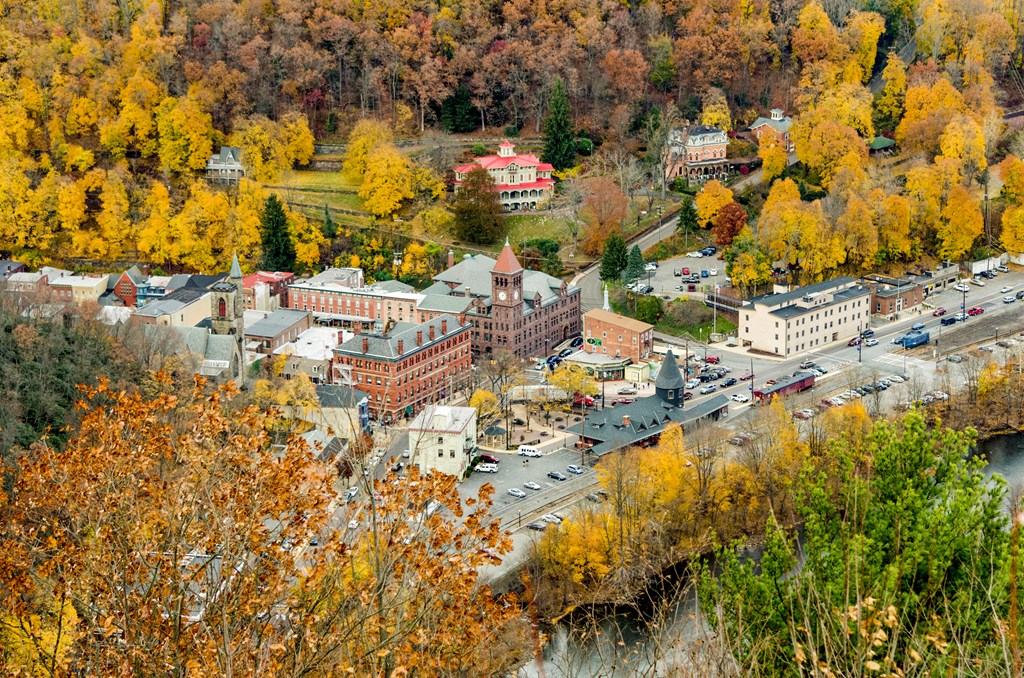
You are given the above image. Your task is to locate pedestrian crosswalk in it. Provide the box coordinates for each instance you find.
[874,352,935,372]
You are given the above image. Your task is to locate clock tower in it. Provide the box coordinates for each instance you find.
[491,238,524,356]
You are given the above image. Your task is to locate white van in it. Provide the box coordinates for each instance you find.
[475,463,499,473]
[517,445,543,458]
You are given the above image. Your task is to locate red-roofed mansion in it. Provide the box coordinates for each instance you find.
[453,141,555,211]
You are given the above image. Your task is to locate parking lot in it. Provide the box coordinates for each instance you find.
[635,247,729,300]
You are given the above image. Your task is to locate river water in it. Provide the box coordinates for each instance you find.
[517,431,1024,678]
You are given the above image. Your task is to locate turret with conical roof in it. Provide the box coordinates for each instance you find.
[655,350,686,406]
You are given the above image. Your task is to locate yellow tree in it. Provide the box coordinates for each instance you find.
[1002,204,1024,255]
[57,176,90,257]
[168,182,231,272]
[280,110,315,168]
[358,143,415,218]
[342,118,393,179]
[95,171,133,259]
[137,182,175,265]
[999,155,1024,203]
[758,134,787,183]
[756,178,803,263]
[896,78,968,155]
[229,179,266,270]
[700,87,732,131]
[548,364,598,400]
[791,0,846,66]
[287,210,325,272]
[938,114,987,176]
[937,185,982,260]
[837,194,878,271]
[843,11,886,84]
[229,116,285,183]
[694,179,734,228]
[904,157,962,244]
[874,52,907,128]
[876,191,914,260]
[791,116,867,189]
[155,96,214,174]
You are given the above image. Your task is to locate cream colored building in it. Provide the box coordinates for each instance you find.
[133,289,212,327]
[46,273,106,303]
[739,277,870,357]
[408,405,477,479]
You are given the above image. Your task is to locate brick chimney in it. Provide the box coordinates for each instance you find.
[447,249,454,269]
[441,319,447,334]
[429,324,435,341]
[362,337,369,354]
[622,415,630,427]
[458,313,466,326]
[337,330,345,344]
[353,324,361,335]
[416,330,423,346]
[397,339,404,354]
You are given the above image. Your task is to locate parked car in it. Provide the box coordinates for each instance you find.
[848,336,862,346]
[475,463,498,474]
[1001,286,1014,293]
[685,378,701,389]
[705,355,721,364]
[911,322,925,330]
[979,345,995,353]
[700,269,709,278]
[617,386,637,395]
[933,307,947,316]
[1017,290,1024,300]
[547,471,567,481]
[683,391,693,400]
[953,283,970,293]
[479,454,500,464]
[731,393,750,403]
[860,328,875,338]
[644,262,658,272]
[981,270,997,279]
[699,384,718,394]
[941,316,957,326]
[710,268,718,276]
[865,338,879,347]
[739,372,754,380]
[971,277,986,286]
[686,251,704,258]
[682,267,691,275]
[507,488,527,498]
[523,481,541,491]
[722,377,738,387]
[559,348,575,357]
[968,306,984,316]
[611,398,635,405]
[567,464,585,475]
[1005,296,1017,304]
[954,312,968,321]
[541,514,562,524]
[585,493,602,502]
[526,522,547,531]
[997,265,1011,273]
[799,360,816,369]
[571,336,584,348]
[518,445,543,457]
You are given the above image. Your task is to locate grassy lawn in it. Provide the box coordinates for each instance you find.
[610,289,737,342]
[656,315,737,343]
[504,213,569,244]
[276,170,362,192]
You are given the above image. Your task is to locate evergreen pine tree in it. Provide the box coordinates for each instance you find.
[625,244,645,282]
[452,166,504,245]
[600,233,628,281]
[441,85,477,133]
[260,195,296,272]
[542,79,575,171]
[677,199,697,235]
[322,203,336,239]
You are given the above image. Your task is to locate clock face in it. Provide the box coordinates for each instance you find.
[513,290,519,300]
[498,291,507,301]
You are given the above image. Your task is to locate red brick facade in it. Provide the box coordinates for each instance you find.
[114,271,139,307]
[333,316,472,422]
[582,309,654,363]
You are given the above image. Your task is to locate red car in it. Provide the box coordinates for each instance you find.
[932,307,947,316]
[739,372,754,381]
[574,395,595,406]
[705,355,721,364]
[967,306,984,316]
[479,454,500,464]
[848,336,862,346]
[682,267,690,275]
[611,398,635,405]
[683,391,693,400]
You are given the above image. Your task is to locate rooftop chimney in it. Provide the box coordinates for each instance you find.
[416,330,423,346]
[441,319,447,334]
[353,324,361,335]
[429,324,435,341]
[362,337,368,354]
[397,339,404,354]
[622,415,631,428]
[337,330,345,344]
[447,250,455,269]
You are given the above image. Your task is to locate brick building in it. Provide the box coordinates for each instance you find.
[750,108,795,152]
[244,308,313,354]
[243,271,295,311]
[582,309,654,364]
[287,268,423,329]
[863,275,923,319]
[422,241,581,360]
[332,314,471,422]
[453,141,555,211]
[665,124,729,184]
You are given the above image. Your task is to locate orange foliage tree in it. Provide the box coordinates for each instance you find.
[579,176,627,255]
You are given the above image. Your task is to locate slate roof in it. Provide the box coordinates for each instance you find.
[746,277,859,309]
[417,294,474,314]
[567,393,730,457]
[655,350,685,391]
[134,287,210,318]
[0,260,25,277]
[245,309,309,338]
[335,314,467,361]
[431,253,576,309]
[686,124,725,138]
[583,308,653,333]
[316,384,369,409]
[493,240,524,274]
[371,279,415,293]
[750,114,792,132]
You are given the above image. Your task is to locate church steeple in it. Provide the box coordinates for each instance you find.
[229,251,242,280]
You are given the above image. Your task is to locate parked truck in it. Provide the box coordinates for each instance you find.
[897,331,930,348]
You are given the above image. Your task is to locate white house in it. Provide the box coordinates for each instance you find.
[408,405,477,478]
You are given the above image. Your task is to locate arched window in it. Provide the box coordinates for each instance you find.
[218,298,226,318]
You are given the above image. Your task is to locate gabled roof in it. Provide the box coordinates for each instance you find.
[493,239,523,274]
[121,266,146,285]
[336,314,466,360]
[750,115,792,133]
[583,308,653,333]
[316,384,369,409]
